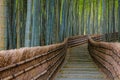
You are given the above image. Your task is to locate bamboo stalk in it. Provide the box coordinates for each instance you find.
[0,0,7,50]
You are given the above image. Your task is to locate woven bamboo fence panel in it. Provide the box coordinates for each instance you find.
[0,32,118,80]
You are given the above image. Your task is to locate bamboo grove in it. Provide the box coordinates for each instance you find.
[0,0,120,50]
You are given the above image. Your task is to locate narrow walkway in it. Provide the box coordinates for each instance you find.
[55,44,106,80]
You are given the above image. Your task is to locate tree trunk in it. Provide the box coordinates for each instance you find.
[24,0,32,47]
[107,0,110,41]
[112,0,115,33]
[92,1,95,34]
[81,0,85,35]
[87,0,91,34]
[16,0,20,48]
[96,0,99,34]
[112,0,116,41]
[0,0,7,50]
[118,0,120,41]
[31,0,40,46]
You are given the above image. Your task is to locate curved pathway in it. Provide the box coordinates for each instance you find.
[55,44,106,80]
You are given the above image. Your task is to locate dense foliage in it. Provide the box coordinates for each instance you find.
[0,0,119,50]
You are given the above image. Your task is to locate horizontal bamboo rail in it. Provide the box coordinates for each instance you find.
[88,33,120,80]
[0,32,118,80]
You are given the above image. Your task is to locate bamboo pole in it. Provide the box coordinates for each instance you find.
[0,0,7,50]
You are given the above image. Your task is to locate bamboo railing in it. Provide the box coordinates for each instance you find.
[88,33,120,80]
[0,32,118,80]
